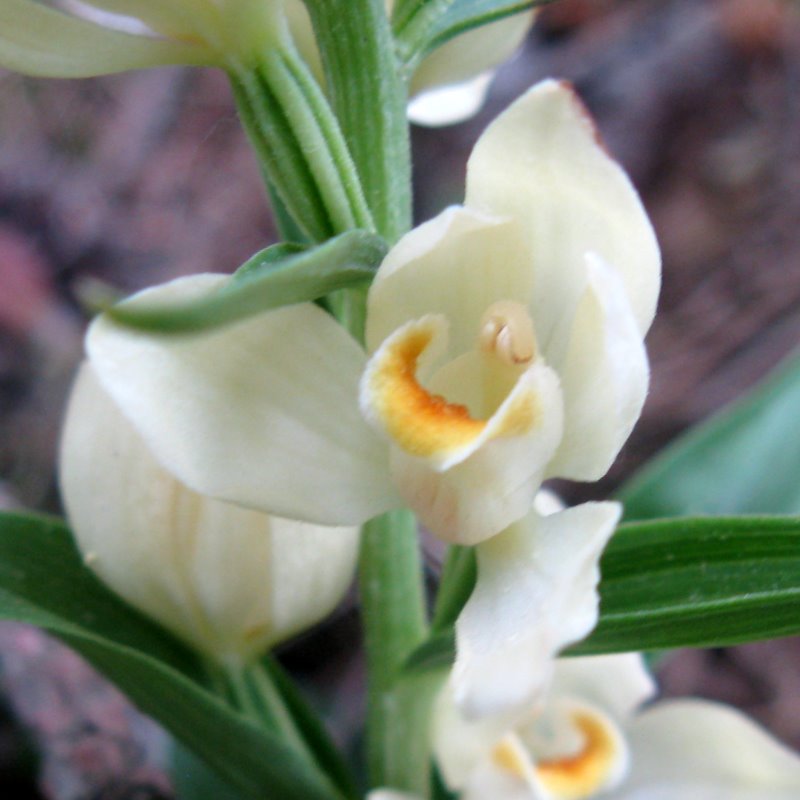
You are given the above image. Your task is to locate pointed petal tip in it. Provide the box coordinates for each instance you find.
[453,501,621,719]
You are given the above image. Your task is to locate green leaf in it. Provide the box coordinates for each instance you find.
[0,511,346,800]
[108,230,387,333]
[391,0,434,32]
[172,741,246,800]
[403,630,455,674]
[262,658,358,800]
[571,516,800,655]
[430,545,475,634]
[403,517,800,672]
[396,0,552,66]
[431,763,459,800]
[620,349,800,519]
[0,511,198,675]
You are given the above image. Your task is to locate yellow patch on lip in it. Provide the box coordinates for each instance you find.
[534,710,623,800]
[366,319,486,459]
[492,735,532,780]
[364,316,542,462]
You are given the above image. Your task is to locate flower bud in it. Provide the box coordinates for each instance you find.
[59,363,360,665]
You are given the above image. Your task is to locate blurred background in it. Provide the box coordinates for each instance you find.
[1,0,799,795]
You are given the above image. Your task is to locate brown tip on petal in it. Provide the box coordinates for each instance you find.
[557,79,614,158]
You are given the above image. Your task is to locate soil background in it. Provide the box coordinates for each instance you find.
[0,0,799,796]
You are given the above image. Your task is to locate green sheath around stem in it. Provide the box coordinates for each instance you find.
[227,43,373,242]
[303,0,412,243]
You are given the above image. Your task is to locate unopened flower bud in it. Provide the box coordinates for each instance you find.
[59,363,360,665]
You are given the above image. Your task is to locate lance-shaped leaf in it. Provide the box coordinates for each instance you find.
[109,230,386,333]
[571,516,800,654]
[0,512,346,800]
[620,349,800,519]
[402,516,800,673]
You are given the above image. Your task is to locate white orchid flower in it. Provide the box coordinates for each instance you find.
[59,362,360,665]
[434,653,800,800]
[1,0,533,126]
[85,79,659,712]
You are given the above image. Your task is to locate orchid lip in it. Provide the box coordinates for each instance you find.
[489,704,628,800]
[537,714,617,797]
[360,314,542,470]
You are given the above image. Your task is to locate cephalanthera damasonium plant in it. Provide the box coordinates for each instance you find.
[2,2,800,799]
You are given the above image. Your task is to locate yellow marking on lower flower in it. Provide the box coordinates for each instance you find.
[368,319,485,458]
[492,735,531,780]
[534,710,622,799]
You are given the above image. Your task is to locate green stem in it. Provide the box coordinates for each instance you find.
[214,661,310,765]
[227,43,373,243]
[246,662,310,755]
[359,510,430,793]
[323,220,430,796]
[303,0,412,242]
[212,660,350,799]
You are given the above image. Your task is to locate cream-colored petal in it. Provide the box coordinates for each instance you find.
[407,72,493,128]
[620,700,800,800]
[466,80,661,344]
[87,274,398,526]
[76,0,213,39]
[409,12,535,106]
[533,488,566,516]
[433,679,530,792]
[265,513,360,645]
[366,206,533,359]
[60,365,359,663]
[550,654,656,725]
[547,253,649,481]
[463,753,541,800]
[284,0,324,78]
[367,792,423,800]
[453,502,621,718]
[0,0,212,77]
[382,354,563,544]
